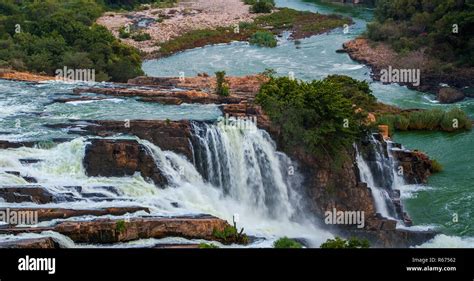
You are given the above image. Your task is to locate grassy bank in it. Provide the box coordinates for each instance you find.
[376,108,472,134]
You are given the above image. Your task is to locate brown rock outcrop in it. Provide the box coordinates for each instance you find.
[53,216,230,243]
[0,207,150,222]
[0,186,55,204]
[0,237,61,249]
[391,149,432,184]
[83,139,168,187]
[437,87,465,104]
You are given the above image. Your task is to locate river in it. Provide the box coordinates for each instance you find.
[0,0,472,248]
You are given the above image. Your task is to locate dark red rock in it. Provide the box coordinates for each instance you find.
[0,186,54,204]
[83,139,168,187]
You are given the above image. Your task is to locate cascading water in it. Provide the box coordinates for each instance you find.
[190,120,307,220]
[0,124,332,246]
[355,134,407,220]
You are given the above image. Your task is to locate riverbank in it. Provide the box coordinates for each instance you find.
[343,38,474,103]
[0,69,56,83]
[97,0,351,58]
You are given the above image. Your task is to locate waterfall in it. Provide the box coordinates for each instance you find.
[0,125,333,245]
[355,134,406,220]
[189,121,307,220]
[138,124,332,245]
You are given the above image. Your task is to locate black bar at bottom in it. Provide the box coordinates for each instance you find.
[0,249,472,281]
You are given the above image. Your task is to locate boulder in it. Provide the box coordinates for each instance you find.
[0,237,60,249]
[0,186,55,204]
[49,120,194,160]
[83,139,168,187]
[437,87,465,103]
[391,150,432,184]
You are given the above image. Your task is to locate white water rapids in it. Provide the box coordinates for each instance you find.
[0,122,333,247]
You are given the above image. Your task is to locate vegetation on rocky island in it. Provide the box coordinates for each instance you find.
[0,0,144,82]
[249,31,277,47]
[212,224,249,245]
[244,0,276,14]
[367,0,474,66]
[320,237,370,249]
[155,8,351,57]
[215,71,230,96]
[256,75,376,157]
[273,237,303,248]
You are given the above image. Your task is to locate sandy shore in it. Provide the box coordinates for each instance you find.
[0,69,56,82]
[97,0,257,55]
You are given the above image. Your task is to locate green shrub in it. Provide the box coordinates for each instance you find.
[320,237,369,249]
[273,237,303,248]
[394,115,409,130]
[249,31,277,47]
[131,32,151,41]
[250,0,275,14]
[212,225,249,245]
[430,159,443,173]
[215,71,230,96]
[198,243,219,249]
[119,26,130,38]
[115,220,127,233]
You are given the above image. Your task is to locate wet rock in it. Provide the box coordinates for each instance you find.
[0,140,36,149]
[0,186,54,204]
[138,97,184,105]
[0,237,60,249]
[22,176,37,183]
[391,150,432,184]
[73,87,242,105]
[19,158,43,164]
[53,215,231,244]
[83,139,168,187]
[437,87,465,103]
[347,228,437,248]
[92,186,121,196]
[0,207,150,222]
[51,120,194,160]
[171,202,179,208]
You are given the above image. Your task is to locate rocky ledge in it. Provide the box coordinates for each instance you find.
[0,237,61,249]
[84,139,168,187]
[0,207,150,222]
[0,215,232,244]
[343,38,474,103]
